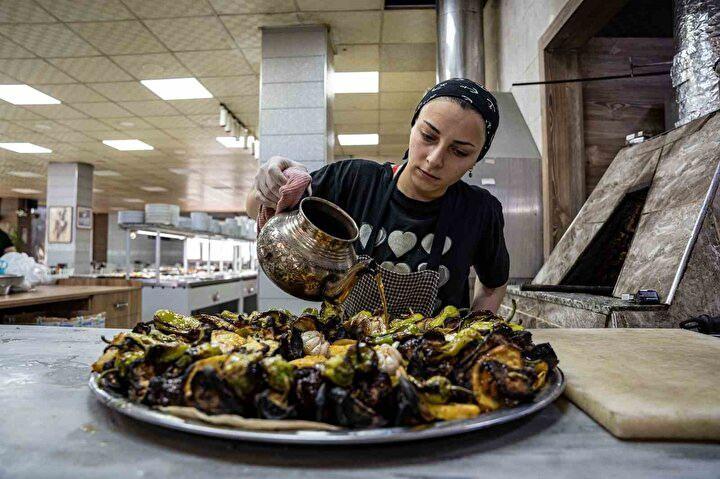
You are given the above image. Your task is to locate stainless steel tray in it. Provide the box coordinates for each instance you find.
[89,368,565,445]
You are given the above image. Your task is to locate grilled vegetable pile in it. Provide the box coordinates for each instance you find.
[92,304,558,429]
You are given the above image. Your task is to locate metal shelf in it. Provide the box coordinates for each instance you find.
[118,222,256,242]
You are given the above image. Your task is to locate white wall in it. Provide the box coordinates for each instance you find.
[487,0,573,153]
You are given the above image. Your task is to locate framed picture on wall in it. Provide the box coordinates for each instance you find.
[77,206,92,229]
[48,206,73,244]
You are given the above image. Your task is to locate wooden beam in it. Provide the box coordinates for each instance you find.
[541,0,628,51]
[540,49,586,258]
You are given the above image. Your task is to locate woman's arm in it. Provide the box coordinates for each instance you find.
[245,156,308,219]
[471,279,507,314]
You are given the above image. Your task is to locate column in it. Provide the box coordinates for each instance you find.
[257,24,334,313]
[45,162,94,274]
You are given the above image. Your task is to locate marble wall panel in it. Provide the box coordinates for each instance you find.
[613,201,702,301]
[643,120,720,214]
[609,310,673,328]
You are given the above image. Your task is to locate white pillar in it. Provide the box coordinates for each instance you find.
[45,162,94,274]
[257,25,334,313]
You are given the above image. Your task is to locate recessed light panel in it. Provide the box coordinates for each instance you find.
[8,171,43,178]
[0,85,60,105]
[94,170,121,177]
[338,134,379,146]
[123,198,144,203]
[11,188,41,194]
[333,72,379,93]
[103,139,154,151]
[140,186,168,192]
[0,142,52,153]
[140,78,213,100]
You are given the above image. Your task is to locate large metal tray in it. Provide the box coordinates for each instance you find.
[89,368,564,445]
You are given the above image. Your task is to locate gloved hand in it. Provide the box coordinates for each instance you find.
[253,156,308,208]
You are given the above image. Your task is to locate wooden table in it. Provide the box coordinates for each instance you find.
[0,284,141,328]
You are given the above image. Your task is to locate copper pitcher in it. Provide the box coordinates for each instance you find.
[256,197,374,303]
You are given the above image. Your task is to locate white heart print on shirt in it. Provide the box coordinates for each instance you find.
[418,262,450,287]
[420,234,452,255]
[387,231,416,258]
[358,224,387,249]
[380,261,411,274]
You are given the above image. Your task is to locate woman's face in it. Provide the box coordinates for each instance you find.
[404,98,486,200]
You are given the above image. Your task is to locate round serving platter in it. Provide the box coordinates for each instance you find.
[89,368,564,445]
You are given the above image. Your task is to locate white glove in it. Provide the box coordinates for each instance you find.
[253,156,307,208]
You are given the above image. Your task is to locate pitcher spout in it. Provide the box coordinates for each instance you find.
[321,257,377,304]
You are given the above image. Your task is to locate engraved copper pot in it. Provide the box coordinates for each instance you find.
[256,197,373,303]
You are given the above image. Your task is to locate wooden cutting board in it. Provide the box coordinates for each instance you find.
[531,328,720,440]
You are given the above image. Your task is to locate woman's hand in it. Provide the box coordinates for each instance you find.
[246,156,307,218]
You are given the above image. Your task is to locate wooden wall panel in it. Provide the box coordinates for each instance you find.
[579,37,674,195]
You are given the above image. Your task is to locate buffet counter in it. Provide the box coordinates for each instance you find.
[0,325,715,479]
[0,283,141,328]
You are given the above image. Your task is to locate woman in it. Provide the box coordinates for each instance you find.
[247,78,508,316]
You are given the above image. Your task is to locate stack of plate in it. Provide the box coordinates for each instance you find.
[144,204,180,226]
[208,219,221,234]
[190,212,210,231]
[177,216,192,229]
[118,210,144,224]
[221,218,238,236]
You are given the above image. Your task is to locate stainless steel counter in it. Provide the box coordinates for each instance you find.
[0,325,717,479]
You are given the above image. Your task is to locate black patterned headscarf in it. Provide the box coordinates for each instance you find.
[405,77,500,163]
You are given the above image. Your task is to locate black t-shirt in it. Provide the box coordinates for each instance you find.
[310,159,509,309]
[0,229,13,253]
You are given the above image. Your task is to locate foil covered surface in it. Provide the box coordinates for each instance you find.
[671,0,720,126]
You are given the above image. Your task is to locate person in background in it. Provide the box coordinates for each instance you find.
[0,220,17,254]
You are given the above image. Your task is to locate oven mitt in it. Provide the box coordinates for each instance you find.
[257,166,312,232]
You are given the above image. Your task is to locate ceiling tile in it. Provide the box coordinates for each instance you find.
[42,129,95,142]
[335,93,379,111]
[0,37,38,59]
[163,127,215,140]
[379,122,410,135]
[186,114,218,128]
[71,102,133,118]
[35,0,134,21]
[241,48,260,73]
[334,44,379,72]
[110,53,191,80]
[101,117,153,130]
[200,75,258,97]
[169,98,219,115]
[23,104,88,119]
[297,11,381,44]
[69,21,166,55]
[13,120,74,132]
[0,0,56,23]
[118,100,180,117]
[34,83,108,102]
[380,43,436,72]
[81,129,126,140]
[341,145,379,157]
[88,82,157,101]
[333,109,378,124]
[0,59,75,84]
[144,17,235,51]
[209,0,296,14]
[297,0,382,10]
[380,133,409,145]
[381,10,436,43]
[59,118,114,131]
[220,13,299,49]
[379,143,407,156]
[49,57,133,82]
[123,0,214,18]
[379,109,411,123]
[175,50,254,76]
[380,71,436,92]
[380,91,422,110]
[336,123,379,134]
[0,23,99,58]
[222,95,258,114]
[144,115,197,128]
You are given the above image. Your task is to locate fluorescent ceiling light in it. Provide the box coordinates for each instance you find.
[338,134,379,146]
[0,142,52,154]
[333,72,379,93]
[140,78,213,100]
[137,230,185,240]
[123,198,144,203]
[216,136,245,148]
[141,186,168,192]
[93,188,104,193]
[94,170,121,177]
[103,139,154,151]
[0,84,60,105]
[8,171,42,178]
[11,188,41,194]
